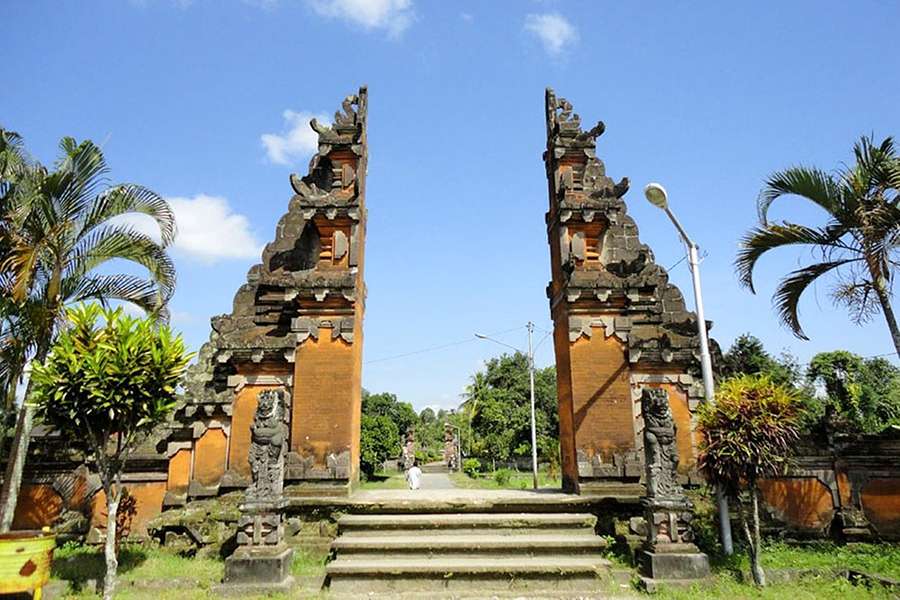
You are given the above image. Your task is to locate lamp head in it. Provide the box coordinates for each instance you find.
[474,333,487,339]
[644,182,668,210]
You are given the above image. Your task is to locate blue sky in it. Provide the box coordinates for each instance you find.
[4,1,900,411]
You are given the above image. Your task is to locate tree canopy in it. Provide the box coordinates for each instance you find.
[807,350,900,434]
[0,129,177,532]
[31,304,190,599]
[462,352,557,464]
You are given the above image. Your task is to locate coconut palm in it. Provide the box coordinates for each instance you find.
[736,135,900,356]
[0,134,176,531]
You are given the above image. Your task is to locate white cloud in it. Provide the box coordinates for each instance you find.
[119,194,263,263]
[460,12,473,22]
[261,110,330,166]
[524,13,578,56]
[308,0,414,37]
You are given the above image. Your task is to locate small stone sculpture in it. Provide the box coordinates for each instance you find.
[637,387,709,583]
[642,388,681,500]
[443,423,459,471]
[224,388,294,591]
[236,388,287,548]
[247,389,286,501]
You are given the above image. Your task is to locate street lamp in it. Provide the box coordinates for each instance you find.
[474,324,540,490]
[643,182,734,555]
[447,422,463,472]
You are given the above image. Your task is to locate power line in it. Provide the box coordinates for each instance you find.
[666,249,708,272]
[364,325,525,365]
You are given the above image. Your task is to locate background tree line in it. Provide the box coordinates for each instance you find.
[720,333,900,436]
[360,351,558,478]
[360,334,900,481]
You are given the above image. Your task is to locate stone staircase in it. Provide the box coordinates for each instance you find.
[420,461,450,474]
[325,512,612,595]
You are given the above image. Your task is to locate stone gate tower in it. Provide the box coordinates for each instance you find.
[167,87,368,501]
[543,89,707,494]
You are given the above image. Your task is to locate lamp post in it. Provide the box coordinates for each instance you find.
[447,422,463,472]
[644,182,734,555]
[474,324,540,490]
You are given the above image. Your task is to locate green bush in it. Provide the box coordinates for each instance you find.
[360,414,399,478]
[493,468,514,486]
[697,374,803,586]
[462,458,481,478]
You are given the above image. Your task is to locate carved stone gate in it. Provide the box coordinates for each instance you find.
[543,88,707,493]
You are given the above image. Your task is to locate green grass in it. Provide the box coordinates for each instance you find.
[53,541,222,589]
[51,541,328,599]
[449,468,562,490]
[290,547,328,578]
[653,572,894,599]
[753,542,900,579]
[652,542,900,599]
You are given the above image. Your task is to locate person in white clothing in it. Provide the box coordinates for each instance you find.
[406,460,422,490]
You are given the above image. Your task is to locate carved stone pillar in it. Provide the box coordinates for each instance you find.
[543,89,711,494]
[636,388,709,587]
[222,389,293,592]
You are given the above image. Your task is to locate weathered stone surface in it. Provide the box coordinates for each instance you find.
[637,387,709,581]
[639,549,711,581]
[147,491,242,554]
[543,88,712,492]
[246,389,287,503]
[223,543,294,587]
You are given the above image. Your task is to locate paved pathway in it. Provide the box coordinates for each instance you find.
[418,472,456,490]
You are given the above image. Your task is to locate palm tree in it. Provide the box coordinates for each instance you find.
[0,127,34,470]
[0,135,176,531]
[736,135,900,357]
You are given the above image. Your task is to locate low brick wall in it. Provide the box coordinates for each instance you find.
[759,431,900,541]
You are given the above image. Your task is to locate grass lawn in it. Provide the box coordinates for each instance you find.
[654,573,895,599]
[751,541,900,579]
[651,542,900,599]
[47,528,900,599]
[51,542,328,599]
[449,468,562,490]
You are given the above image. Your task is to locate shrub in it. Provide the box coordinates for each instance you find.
[697,374,803,586]
[462,458,481,478]
[493,468,514,487]
[31,304,190,600]
[360,414,399,478]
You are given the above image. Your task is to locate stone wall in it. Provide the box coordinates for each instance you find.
[760,432,900,541]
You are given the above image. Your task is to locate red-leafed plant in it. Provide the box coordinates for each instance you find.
[697,375,803,586]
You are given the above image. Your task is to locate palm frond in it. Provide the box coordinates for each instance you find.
[81,184,176,246]
[774,259,855,340]
[758,167,843,223]
[54,139,110,224]
[64,225,176,301]
[735,222,853,292]
[62,273,165,316]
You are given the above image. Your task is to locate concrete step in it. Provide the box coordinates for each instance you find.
[332,533,608,556]
[337,512,597,536]
[326,556,611,594]
[421,462,450,474]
